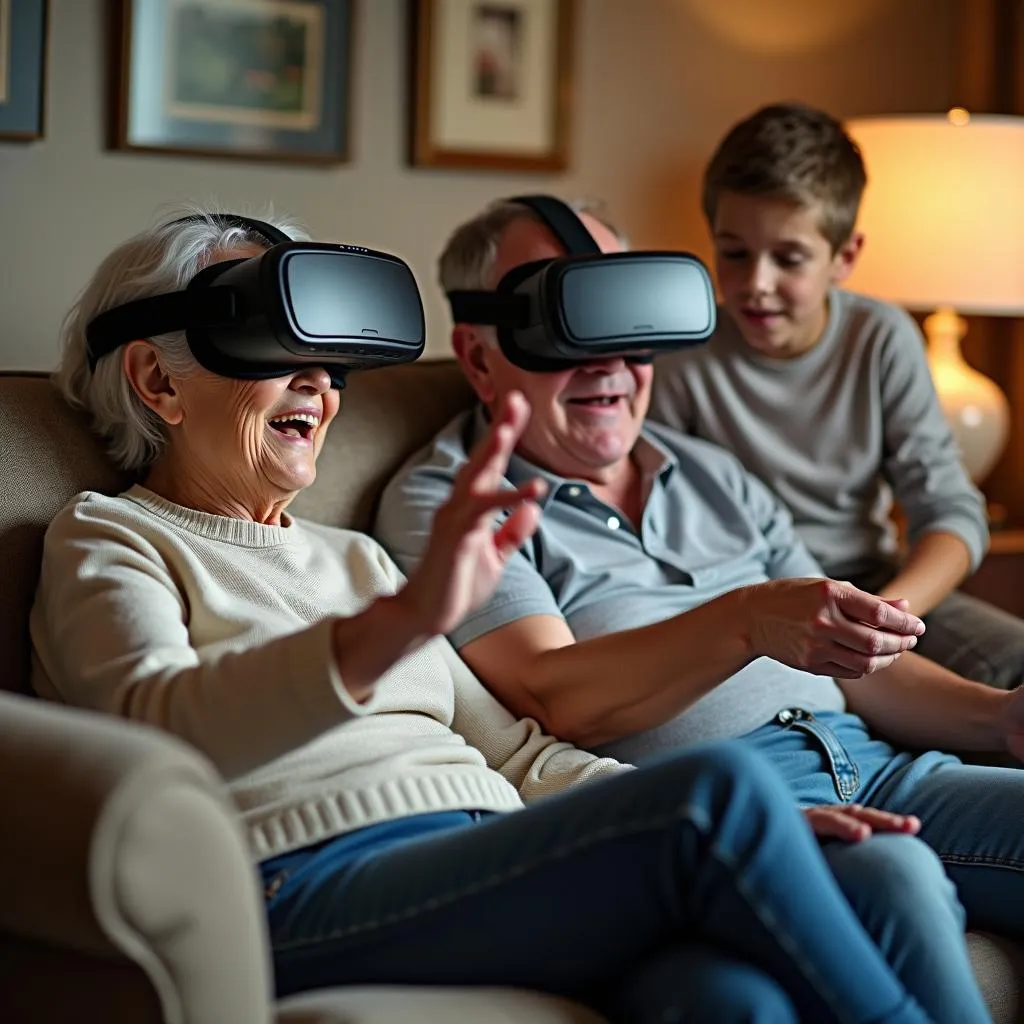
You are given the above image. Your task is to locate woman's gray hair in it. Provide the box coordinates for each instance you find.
[55,204,308,473]
[437,196,629,295]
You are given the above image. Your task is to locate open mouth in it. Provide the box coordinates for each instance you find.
[267,413,320,441]
[567,395,625,409]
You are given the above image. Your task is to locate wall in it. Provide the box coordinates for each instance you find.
[0,0,958,370]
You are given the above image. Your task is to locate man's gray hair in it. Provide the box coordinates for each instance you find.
[55,205,308,473]
[437,196,628,295]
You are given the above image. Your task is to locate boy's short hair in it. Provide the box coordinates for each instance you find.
[702,102,867,251]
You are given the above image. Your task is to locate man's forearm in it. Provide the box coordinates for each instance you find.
[877,531,971,617]
[837,651,1007,752]
[464,578,923,749]
[523,589,756,745]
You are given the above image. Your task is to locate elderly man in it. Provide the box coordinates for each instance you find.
[375,194,1024,1024]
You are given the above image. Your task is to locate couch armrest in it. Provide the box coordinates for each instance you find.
[0,692,273,1024]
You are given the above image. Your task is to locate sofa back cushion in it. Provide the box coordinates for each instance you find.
[0,363,473,694]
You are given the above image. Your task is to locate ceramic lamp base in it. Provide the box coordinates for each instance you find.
[924,307,1010,484]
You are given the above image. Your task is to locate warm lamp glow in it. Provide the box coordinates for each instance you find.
[845,115,1024,315]
[844,113,1024,483]
[680,0,885,54]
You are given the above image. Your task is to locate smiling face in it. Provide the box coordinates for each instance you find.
[711,190,861,359]
[159,367,340,517]
[452,212,652,484]
[124,244,342,524]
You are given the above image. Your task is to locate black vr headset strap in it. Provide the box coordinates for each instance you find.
[445,198,599,328]
[447,290,529,327]
[447,254,551,329]
[86,287,238,370]
[508,195,602,255]
[167,212,293,248]
[444,197,598,350]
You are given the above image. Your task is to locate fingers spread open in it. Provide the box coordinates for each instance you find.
[468,480,547,521]
[494,502,542,558]
[461,392,533,497]
[466,425,515,495]
[500,389,531,436]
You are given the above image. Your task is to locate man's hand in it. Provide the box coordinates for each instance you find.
[742,578,925,679]
[804,804,921,843]
[400,390,546,637]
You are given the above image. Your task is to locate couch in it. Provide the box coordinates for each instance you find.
[1,362,1022,1024]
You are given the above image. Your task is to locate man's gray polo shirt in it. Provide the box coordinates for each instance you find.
[375,407,846,760]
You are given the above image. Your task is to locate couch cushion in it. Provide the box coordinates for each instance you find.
[0,373,128,693]
[968,931,1024,1024]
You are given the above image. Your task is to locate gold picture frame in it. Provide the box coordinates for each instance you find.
[410,0,575,172]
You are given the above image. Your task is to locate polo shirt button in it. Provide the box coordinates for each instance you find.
[607,516,621,530]
[566,486,582,497]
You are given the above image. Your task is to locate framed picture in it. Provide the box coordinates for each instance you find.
[112,0,354,164]
[0,0,48,141]
[409,0,575,171]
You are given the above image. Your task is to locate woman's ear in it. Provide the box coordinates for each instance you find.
[122,341,184,426]
[451,324,498,405]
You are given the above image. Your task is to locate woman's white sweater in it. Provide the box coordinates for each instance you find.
[31,486,625,860]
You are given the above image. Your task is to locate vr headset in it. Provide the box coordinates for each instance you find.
[85,214,425,390]
[446,195,716,372]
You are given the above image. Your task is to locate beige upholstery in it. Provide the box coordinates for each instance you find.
[0,365,1021,1023]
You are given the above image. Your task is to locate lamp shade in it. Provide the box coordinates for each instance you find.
[844,114,1024,315]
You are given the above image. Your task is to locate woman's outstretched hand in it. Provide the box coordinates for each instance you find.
[333,391,543,703]
[401,390,546,637]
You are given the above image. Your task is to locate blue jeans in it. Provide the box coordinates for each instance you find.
[746,708,1024,1021]
[261,743,933,1024]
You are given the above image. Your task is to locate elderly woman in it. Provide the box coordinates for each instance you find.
[29,209,935,1024]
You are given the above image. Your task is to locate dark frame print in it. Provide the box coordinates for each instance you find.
[110,0,355,164]
[0,0,49,141]
[409,0,575,172]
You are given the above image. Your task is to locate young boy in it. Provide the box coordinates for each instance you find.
[649,101,1024,690]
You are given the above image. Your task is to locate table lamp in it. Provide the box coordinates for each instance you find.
[844,111,1024,483]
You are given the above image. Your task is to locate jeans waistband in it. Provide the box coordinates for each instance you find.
[774,708,860,801]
